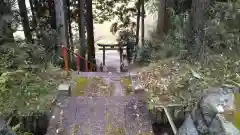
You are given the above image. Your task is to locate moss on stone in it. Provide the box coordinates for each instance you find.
[120,77,132,95]
[234,93,240,129]
[71,124,80,135]
[87,77,114,96]
[73,77,114,96]
[105,112,125,135]
[72,77,88,96]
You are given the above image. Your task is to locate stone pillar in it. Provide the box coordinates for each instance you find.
[57,83,71,98]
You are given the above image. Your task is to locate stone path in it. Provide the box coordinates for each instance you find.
[72,71,126,97]
[47,50,153,135]
[62,96,131,135]
[61,96,153,135]
[65,71,153,135]
[95,50,122,72]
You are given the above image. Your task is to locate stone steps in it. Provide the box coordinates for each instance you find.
[47,72,154,135]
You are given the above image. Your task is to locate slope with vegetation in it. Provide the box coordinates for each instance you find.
[0,0,68,134]
[136,0,240,129]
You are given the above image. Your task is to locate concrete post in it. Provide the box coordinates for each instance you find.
[57,83,71,98]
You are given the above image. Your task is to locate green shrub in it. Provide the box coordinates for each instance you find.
[137,40,154,64]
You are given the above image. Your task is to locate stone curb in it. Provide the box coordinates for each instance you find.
[46,84,71,135]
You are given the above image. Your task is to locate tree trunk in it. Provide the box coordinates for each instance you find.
[78,0,87,71]
[156,0,167,39]
[0,0,14,45]
[29,0,40,41]
[47,0,58,57]
[86,0,96,70]
[66,0,73,46]
[133,0,141,63]
[141,0,145,46]
[54,0,68,47]
[54,0,70,69]
[17,0,33,43]
[66,0,74,65]
[78,0,86,57]
[48,0,56,29]
[186,0,212,59]
[135,0,141,46]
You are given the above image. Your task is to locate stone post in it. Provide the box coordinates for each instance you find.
[57,83,71,98]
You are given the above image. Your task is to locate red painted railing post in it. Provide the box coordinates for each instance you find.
[85,61,88,72]
[76,55,80,73]
[62,46,69,72]
[59,46,96,73]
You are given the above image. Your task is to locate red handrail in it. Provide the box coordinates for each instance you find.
[76,55,80,72]
[59,45,97,73]
[62,47,69,72]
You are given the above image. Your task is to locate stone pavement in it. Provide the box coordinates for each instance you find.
[95,50,124,72]
[60,96,153,135]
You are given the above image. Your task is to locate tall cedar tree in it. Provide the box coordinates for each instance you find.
[86,0,96,70]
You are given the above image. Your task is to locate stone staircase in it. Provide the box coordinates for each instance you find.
[46,72,154,135]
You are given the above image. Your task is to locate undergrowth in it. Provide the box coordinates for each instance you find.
[0,41,66,134]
